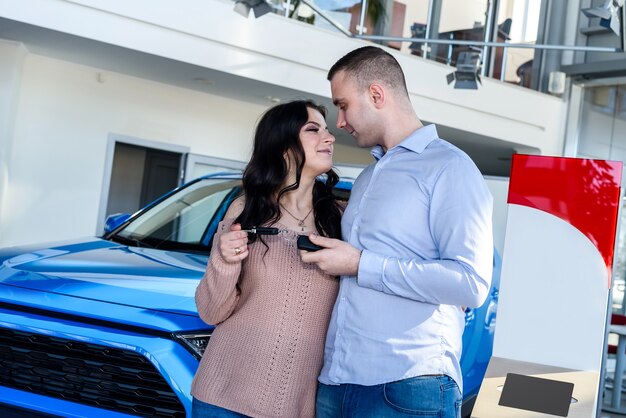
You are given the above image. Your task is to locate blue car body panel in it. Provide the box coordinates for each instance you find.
[0,239,208,332]
[0,173,499,417]
[0,305,198,417]
[459,250,501,399]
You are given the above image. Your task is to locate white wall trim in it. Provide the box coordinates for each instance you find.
[184,153,246,182]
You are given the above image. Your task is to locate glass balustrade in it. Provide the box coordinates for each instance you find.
[264,0,544,91]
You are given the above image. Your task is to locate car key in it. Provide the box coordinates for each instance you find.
[297,235,323,251]
[241,227,280,235]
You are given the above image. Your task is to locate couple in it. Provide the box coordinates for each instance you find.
[191,46,494,418]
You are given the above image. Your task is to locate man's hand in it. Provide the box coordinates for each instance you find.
[300,234,361,276]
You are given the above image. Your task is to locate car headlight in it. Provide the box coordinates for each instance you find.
[173,332,212,359]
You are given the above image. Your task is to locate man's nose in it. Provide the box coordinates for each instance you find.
[336,112,346,129]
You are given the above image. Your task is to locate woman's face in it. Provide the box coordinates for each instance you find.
[298,107,335,177]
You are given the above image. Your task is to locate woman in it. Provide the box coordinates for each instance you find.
[191,100,342,418]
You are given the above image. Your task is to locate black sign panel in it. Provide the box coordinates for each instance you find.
[498,373,574,417]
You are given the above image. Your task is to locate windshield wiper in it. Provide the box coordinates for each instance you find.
[109,235,156,249]
[110,234,209,254]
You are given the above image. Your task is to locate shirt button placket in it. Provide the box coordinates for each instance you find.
[336,286,350,379]
[329,286,348,380]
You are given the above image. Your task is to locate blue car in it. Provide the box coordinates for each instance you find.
[0,173,499,418]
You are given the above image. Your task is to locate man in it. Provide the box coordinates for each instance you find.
[301,46,493,417]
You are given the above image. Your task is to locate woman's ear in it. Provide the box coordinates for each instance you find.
[283,149,294,171]
[369,83,385,109]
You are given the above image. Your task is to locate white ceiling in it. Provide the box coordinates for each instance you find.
[0,17,532,176]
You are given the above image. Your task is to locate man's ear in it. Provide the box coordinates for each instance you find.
[369,83,385,108]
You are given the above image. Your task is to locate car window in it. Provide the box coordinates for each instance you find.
[113,179,242,253]
[112,177,349,254]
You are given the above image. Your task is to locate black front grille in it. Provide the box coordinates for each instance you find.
[0,328,185,417]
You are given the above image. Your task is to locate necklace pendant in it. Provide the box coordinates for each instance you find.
[280,202,313,232]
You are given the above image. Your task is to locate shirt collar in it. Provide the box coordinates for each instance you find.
[370,124,439,161]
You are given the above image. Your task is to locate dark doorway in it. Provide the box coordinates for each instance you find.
[106,143,182,217]
[140,149,181,207]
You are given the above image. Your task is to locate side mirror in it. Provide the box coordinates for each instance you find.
[104,213,131,234]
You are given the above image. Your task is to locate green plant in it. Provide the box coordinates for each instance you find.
[366,0,387,28]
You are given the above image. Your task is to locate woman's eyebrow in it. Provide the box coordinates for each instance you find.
[305,121,321,126]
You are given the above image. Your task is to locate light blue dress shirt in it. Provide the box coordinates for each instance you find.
[319,124,493,392]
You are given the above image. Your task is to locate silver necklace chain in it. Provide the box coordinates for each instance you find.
[280,203,313,230]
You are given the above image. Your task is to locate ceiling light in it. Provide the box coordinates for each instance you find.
[446,51,482,89]
[581,0,624,36]
[233,0,273,18]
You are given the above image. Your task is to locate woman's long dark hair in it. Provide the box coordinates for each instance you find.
[235,100,342,243]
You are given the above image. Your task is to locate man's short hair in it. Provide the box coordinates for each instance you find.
[327,46,409,98]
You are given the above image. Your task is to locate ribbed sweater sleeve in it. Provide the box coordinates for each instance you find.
[195,219,242,325]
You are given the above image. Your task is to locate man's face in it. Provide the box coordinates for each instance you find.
[330,70,379,149]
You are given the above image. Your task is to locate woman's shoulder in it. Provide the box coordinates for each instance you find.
[224,195,246,219]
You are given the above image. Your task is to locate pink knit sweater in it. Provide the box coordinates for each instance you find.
[191,219,339,418]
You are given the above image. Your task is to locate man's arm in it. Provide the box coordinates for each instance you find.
[302,158,493,308]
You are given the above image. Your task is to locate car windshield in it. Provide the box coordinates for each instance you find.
[112,178,242,254]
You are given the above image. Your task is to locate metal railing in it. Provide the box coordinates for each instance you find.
[270,0,622,89]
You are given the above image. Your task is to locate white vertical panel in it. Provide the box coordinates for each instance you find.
[493,204,609,371]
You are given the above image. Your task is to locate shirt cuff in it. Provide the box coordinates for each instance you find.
[356,250,386,292]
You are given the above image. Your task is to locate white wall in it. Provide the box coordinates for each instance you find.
[0,41,26,242]
[0,53,269,247]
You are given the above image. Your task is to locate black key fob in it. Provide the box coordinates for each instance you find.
[250,227,279,235]
[297,235,323,252]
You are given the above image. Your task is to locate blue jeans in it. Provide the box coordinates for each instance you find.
[192,397,250,418]
[316,375,462,418]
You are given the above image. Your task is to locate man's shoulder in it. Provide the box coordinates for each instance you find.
[420,138,486,186]
[426,138,476,167]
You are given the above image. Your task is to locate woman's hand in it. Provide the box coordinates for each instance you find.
[219,223,249,263]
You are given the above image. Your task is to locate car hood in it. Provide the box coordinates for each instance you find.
[0,238,210,331]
